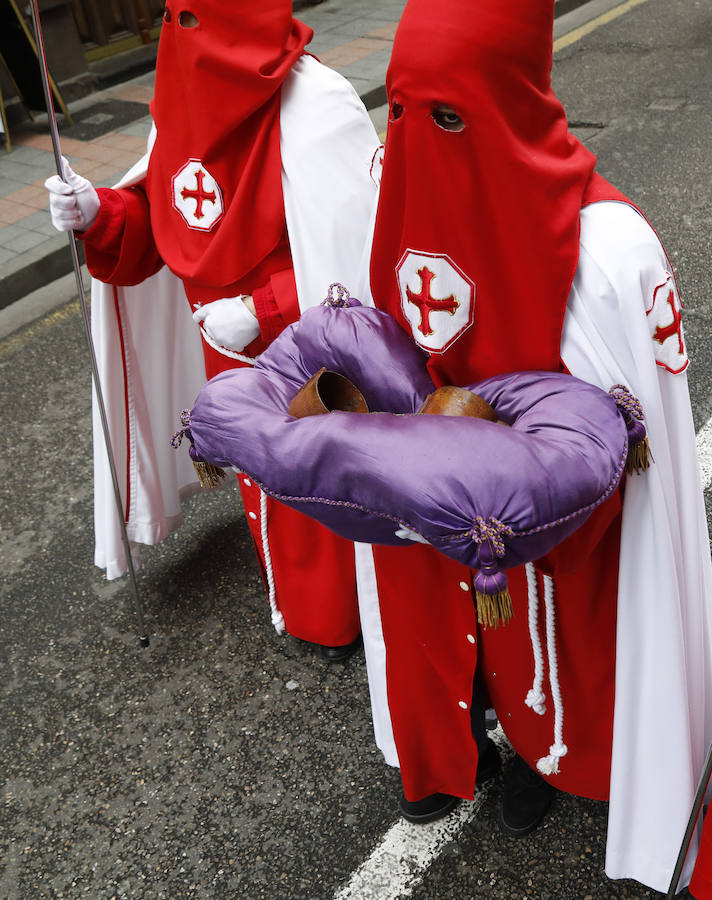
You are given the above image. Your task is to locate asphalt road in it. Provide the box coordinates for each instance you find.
[1,0,711,897]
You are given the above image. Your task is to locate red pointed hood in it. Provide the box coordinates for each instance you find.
[146,0,312,288]
[370,0,603,384]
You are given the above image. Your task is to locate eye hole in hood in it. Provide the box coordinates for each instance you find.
[178,10,199,27]
[431,105,465,132]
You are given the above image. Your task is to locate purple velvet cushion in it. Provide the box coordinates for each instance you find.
[187,302,629,572]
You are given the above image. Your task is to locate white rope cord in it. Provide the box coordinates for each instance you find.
[259,490,285,634]
[198,323,257,365]
[536,574,568,775]
[524,563,547,715]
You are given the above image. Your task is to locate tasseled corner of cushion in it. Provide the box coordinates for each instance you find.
[475,589,513,629]
[192,460,225,489]
[322,282,359,308]
[626,435,650,475]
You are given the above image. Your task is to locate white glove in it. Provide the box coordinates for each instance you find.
[394,526,430,545]
[192,296,261,352]
[44,156,101,233]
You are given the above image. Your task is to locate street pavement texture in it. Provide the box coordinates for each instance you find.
[1,0,711,897]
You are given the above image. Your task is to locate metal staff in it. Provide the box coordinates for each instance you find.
[28,0,149,648]
[666,739,712,898]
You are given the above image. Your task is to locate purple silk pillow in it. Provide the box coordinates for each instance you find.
[182,299,642,622]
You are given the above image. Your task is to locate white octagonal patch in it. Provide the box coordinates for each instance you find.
[172,159,224,232]
[646,271,688,374]
[396,250,475,354]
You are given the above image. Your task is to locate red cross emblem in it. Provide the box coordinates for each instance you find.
[397,250,475,354]
[653,289,684,356]
[406,266,459,336]
[646,274,688,374]
[172,159,224,232]
[180,170,216,220]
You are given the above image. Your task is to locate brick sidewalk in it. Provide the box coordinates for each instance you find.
[0,0,406,309]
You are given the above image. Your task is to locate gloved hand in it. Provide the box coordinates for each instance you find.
[44,156,101,233]
[192,296,261,352]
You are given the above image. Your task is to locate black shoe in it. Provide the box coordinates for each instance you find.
[499,754,556,836]
[400,792,459,824]
[400,738,501,825]
[319,634,363,663]
[476,737,502,785]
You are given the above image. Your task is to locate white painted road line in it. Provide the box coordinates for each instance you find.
[334,798,487,900]
[334,730,513,900]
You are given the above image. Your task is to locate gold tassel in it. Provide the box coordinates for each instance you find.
[192,460,226,489]
[626,436,650,475]
[476,589,514,629]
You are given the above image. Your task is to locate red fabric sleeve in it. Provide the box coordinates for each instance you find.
[79,186,164,285]
[251,267,299,345]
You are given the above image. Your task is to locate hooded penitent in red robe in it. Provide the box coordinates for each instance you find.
[368,0,628,801]
[79,0,370,647]
[361,1,712,892]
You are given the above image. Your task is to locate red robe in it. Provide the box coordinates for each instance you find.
[372,488,621,802]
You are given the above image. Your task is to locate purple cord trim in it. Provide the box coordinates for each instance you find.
[240,473,421,532]
[235,428,628,551]
[609,384,644,420]
[609,384,647,446]
[322,283,360,308]
[468,516,514,556]
[170,409,193,449]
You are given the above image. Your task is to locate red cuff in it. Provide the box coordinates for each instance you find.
[270,267,299,325]
[252,281,288,344]
[77,188,126,264]
[80,185,163,285]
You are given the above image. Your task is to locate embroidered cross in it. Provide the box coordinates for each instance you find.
[406,266,459,336]
[180,169,217,220]
[653,289,684,356]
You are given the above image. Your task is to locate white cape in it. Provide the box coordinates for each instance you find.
[90,55,380,579]
[562,201,712,892]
